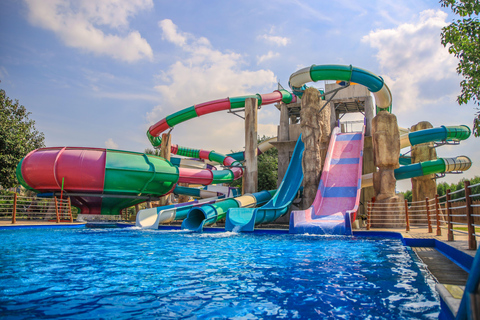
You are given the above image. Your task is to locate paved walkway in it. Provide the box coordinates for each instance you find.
[364,226,477,257]
[0,220,86,227]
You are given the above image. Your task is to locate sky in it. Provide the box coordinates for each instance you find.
[1,0,479,192]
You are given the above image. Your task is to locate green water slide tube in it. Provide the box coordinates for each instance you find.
[181,190,276,232]
[400,125,471,149]
[399,125,471,165]
[289,64,392,113]
[394,156,472,180]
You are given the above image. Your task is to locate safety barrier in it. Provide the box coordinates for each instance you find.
[0,193,73,224]
[366,180,479,250]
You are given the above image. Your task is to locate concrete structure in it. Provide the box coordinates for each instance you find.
[371,111,405,228]
[273,83,376,222]
[244,98,258,194]
[300,87,331,210]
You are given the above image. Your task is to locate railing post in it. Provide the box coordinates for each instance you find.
[54,197,60,223]
[404,199,410,232]
[367,201,371,230]
[446,189,454,241]
[426,197,432,233]
[435,194,441,236]
[12,193,17,224]
[68,197,73,223]
[464,181,477,250]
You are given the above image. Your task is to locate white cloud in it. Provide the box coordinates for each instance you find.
[158,19,189,47]
[0,66,9,79]
[146,20,278,152]
[105,138,119,149]
[257,51,280,64]
[24,0,153,62]
[362,9,460,113]
[258,34,291,47]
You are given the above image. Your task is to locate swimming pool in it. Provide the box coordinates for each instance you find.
[0,228,439,319]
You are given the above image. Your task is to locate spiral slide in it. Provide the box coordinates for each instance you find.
[16,91,295,215]
[224,135,304,232]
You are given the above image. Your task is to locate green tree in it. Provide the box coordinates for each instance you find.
[0,89,45,189]
[401,190,412,203]
[228,135,278,191]
[440,0,480,136]
[257,135,278,191]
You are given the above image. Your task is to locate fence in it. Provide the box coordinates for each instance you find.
[366,181,480,250]
[0,193,73,224]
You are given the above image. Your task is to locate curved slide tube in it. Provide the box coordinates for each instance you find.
[399,125,470,149]
[147,91,295,147]
[146,91,295,186]
[169,137,277,169]
[363,125,472,187]
[398,125,470,165]
[136,196,224,229]
[170,157,216,170]
[225,135,305,232]
[290,127,364,235]
[173,185,224,199]
[289,64,392,113]
[181,190,276,232]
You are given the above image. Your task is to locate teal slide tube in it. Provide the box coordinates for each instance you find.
[225,135,305,232]
[181,190,274,232]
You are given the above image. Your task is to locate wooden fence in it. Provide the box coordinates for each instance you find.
[367,181,480,250]
[0,193,73,224]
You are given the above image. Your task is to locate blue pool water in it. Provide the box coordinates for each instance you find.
[0,228,439,319]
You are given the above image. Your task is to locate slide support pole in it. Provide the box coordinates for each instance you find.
[244,98,258,194]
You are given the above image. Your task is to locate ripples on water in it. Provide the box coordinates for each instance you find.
[0,228,439,319]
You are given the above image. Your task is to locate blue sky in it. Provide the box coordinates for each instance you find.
[1,0,479,191]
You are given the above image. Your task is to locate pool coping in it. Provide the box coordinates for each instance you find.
[0,222,87,230]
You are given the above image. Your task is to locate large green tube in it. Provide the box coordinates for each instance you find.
[405,125,471,147]
[289,64,392,113]
[104,150,179,196]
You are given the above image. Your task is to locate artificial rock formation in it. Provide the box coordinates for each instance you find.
[300,87,331,209]
[371,111,405,228]
[411,121,437,216]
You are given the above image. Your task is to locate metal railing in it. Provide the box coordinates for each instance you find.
[0,193,73,224]
[366,181,479,250]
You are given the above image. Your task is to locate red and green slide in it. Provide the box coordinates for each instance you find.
[16,91,296,215]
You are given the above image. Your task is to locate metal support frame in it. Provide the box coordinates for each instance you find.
[228,105,262,120]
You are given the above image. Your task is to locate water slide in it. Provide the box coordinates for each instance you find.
[181,190,275,232]
[290,128,364,235]
[224,135,304,232]
[288,64,473,235]
[17,91,295,215]
[169,137,276,169]
[361,125,472,187]
[290,125,472,235]
[136,196,224,229]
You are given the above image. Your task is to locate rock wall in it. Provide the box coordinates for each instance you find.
[371,111,405,228]
[300,87,330,209]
